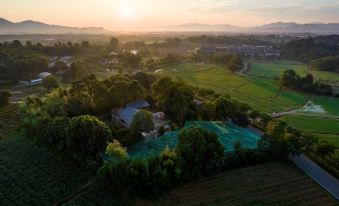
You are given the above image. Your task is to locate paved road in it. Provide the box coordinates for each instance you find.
[289,154,339,201]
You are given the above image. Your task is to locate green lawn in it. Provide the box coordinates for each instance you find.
[280,115,339,134]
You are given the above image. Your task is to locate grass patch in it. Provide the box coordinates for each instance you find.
[312,133,339,147]
[311,96,339,116]
[147,162,337,206]
[279,115,339,134]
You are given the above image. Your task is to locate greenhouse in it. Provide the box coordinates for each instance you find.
[128,121,261,159]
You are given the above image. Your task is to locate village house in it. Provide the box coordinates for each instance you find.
[111,100,171,140]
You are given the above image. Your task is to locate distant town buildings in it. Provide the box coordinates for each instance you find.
[200,45,280,59]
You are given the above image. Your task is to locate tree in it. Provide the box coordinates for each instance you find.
[63,62,88,82]
[105,140,128,163]
[42,75,59,91]
[133,72,156,90]
[46,116,69,150]
[110,37,120,50]
[130,110,155,134]
[176,127,224,179]
[317,141,337,156]
[226,55,243,73]
[200,101,216,120]
[0,90,10,106]
[70,75,98,112]
[67,115,112,157]
[279,69,299,90]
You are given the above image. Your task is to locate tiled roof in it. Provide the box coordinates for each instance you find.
[126,100,150,109]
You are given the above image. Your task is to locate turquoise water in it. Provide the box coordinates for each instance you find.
[128,121,261,159]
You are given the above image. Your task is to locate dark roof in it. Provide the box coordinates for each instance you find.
[126,100,150,109]
[119,107,139,126]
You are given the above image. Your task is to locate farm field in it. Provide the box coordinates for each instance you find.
[159,63,308,113]
[279,115,339,134]
[311,95,339,116]
[64,183,128,206]
[249,60,339,81]
[148,162,337,206]
[313,134,339,147]
[0,137,96,206]
[0,104,20,139]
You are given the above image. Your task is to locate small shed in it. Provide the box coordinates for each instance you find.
[38,72,52,79]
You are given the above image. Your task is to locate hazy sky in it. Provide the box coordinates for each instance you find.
[1,0,339,31]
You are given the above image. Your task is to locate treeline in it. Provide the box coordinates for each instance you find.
[98,119,312,197]
[310,55,339,72]
[281,36,339,63]
[279,70,333,96]
[0,41,48,80]
[20,72,258,164]
[191,53,244,73]
[0,40,95,81]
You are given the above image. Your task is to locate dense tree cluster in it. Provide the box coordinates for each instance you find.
[310,55,339,72]
[0,90,11,107]
[99,126,270,196]
[281,36,339,63]
[279,69,333,96]
[0,41,48,80]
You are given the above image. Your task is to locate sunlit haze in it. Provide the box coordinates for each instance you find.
[1,0,339,31]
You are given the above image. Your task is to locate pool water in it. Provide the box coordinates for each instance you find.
[128,121,261,159]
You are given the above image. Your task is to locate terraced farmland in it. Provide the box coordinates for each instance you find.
[0,104,20,139]
[0,137,95,205]
[279,115,339,134]
[249,60,339,81]
[159,63,308,113]
[64,183,128,206]
[150,163,337,206]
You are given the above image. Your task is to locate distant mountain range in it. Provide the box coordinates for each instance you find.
[169,22,339,34]
[0,18,110,34]
[1,18,339,34]
[167,23,243,32]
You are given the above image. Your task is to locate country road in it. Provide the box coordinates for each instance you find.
[289,154,339,201]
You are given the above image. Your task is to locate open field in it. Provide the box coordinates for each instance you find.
[0,104,20,139]
[312,96,339,116]
[0,137,96,205]
[249,60,339,81]
[159,63,308,113]
[148,162,337,206]
[313,134,339,147]
[279,115,339,134]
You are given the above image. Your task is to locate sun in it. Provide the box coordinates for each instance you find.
[121,4,134,17]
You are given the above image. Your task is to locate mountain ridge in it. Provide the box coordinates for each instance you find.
[0,18,110,34]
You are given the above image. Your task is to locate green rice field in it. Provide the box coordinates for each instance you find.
[128,121,261,159]
[158,63,309,113]
[279,115,339,134]
[313,134,339,147]
[249,60,339,81]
